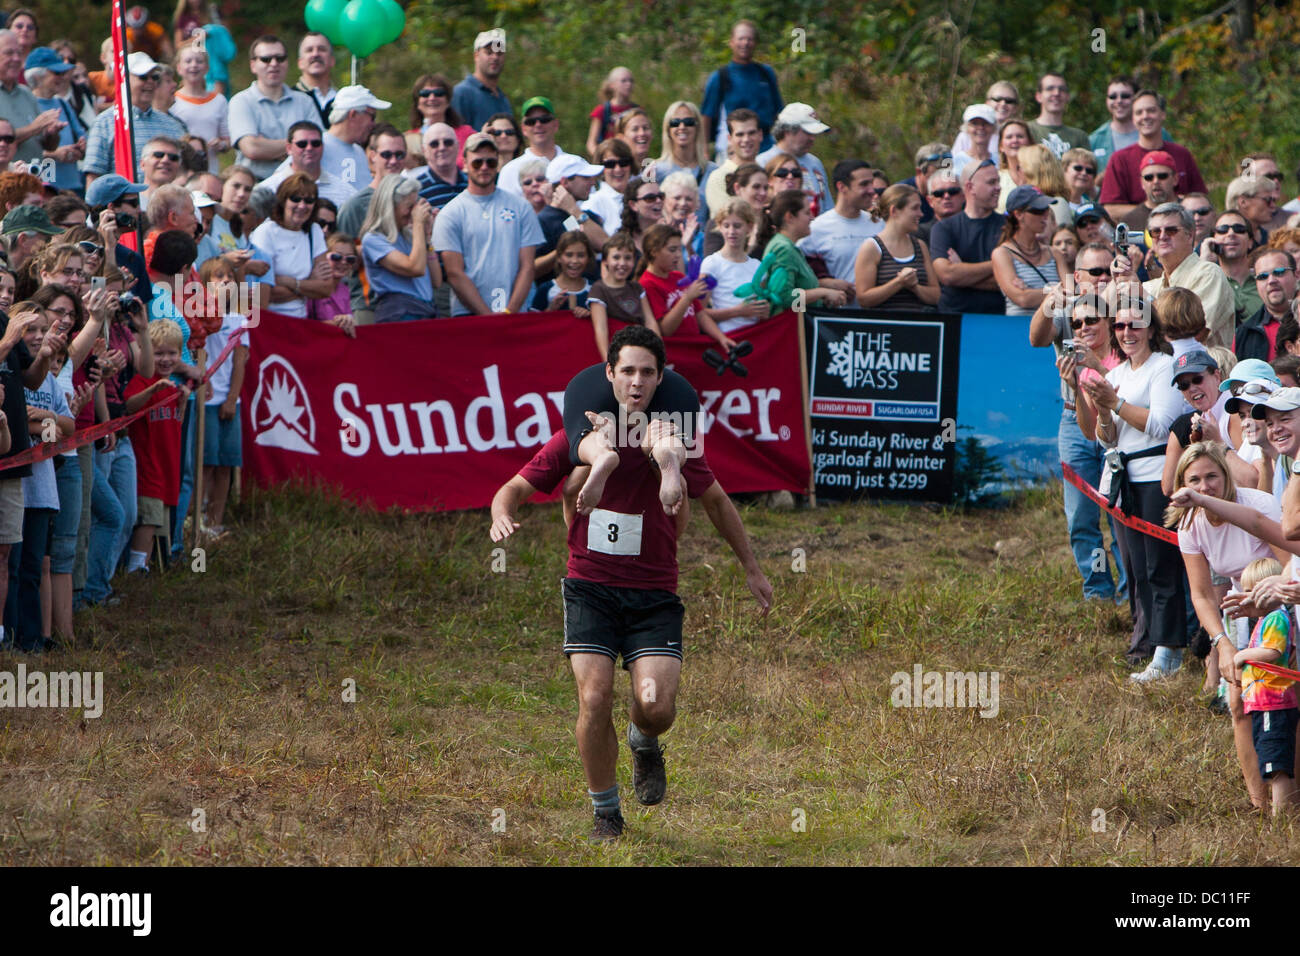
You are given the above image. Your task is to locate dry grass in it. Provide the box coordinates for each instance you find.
[0,483,1297,865]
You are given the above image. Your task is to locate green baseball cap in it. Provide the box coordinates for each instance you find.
[1,205,61,237]
[520,96,554,117]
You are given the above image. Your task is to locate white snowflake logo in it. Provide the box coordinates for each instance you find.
[826,332,853,388]
[500,207,517,222]
[250,355,318,455]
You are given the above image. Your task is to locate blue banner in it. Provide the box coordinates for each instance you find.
[955,313,1062,486]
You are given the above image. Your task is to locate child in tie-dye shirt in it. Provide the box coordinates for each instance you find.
[1235,558,1298,815]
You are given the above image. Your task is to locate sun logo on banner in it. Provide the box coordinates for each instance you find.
[826,332,854,389]
[250,355,318,454]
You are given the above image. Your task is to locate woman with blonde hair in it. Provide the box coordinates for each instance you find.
[1166,440,1300,809]
[1061,146,1099,210]
[358,174,441,323]
[854,184,939,310]
[1018,144,1072,229]
[653,101,717,201]
[995,119,1034,211]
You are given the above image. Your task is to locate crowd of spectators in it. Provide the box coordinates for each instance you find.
[2,9,1300,809]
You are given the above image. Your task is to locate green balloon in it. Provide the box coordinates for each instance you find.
[340,0,387,58]
[304,0,348,46]
[377,0,405,45]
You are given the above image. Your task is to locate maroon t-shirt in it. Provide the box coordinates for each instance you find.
[518,429,716,592]
[1099,140,1208,205]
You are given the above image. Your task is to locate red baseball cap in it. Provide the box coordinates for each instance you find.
[1139,150,1176,171]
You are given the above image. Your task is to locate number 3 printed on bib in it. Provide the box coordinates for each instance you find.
[587,509,643,556]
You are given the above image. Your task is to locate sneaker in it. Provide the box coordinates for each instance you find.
[629,727,666,805]
[590,811,625,842]
[1130,662,1178,683]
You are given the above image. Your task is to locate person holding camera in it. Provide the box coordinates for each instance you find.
[85,174,153,307]
[82,275,155,607]
[1029,249,1128,603]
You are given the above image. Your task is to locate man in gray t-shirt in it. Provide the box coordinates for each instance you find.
[433,132,544,315]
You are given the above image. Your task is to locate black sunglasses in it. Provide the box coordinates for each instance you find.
[603,158,632,169]
[1070,164,1096,174]
[989,96,1017,105]
[470,156,499,169]
[930,187,961,199]
[774,167,801,178]
[486,127,516,138]
[1215,223,1249,235]
[0,135,15,145]
[256,54,288,63]
[668,117,698,128]
[150,151,181,162]
[77,241,105,257]
[418,87,448,98]
[1070,314,1105,329]
[328,252,358,263]
[522,114,554,126]
[378,150,406,160]
[315,217,336,230]
[1079,266,1109,277]
[291,139,322,149]
[1142,172,1171,181]
[287,194,316,204]
[1186,207,1212,217]
[425,138,456,148]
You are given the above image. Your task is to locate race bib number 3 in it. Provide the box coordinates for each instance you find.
[587,508,643,556]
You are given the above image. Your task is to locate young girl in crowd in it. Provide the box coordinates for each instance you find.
[588,233,657,359]
[637,223,734,351]
[700,198,767,336]
[586,67,638,160]
[304,233,359,337]
[1236,557,1298,816]
[170,43,229,174]
[196,260,247,540]
[532,231,594,317]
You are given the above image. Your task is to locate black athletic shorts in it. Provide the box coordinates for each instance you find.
[562,577,684,668]
[562,363,701,464]
[1251,707,1298,779]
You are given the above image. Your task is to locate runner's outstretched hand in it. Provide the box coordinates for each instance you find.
[747,567,772,615]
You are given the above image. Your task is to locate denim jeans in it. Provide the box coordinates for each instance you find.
[171,395,196,557]
[16,507,53,645]
[51,456,82,575]
[86,438,135,603]
[1059,408,1128,599]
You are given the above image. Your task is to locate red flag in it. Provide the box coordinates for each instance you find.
[110,0,138,250]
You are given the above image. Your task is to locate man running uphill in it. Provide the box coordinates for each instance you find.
[489,325,773,841]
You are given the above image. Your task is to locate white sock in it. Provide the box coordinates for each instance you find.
[126,549,148,571]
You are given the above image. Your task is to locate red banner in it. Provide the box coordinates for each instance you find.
[110,0,138,250]
[241,310,810,512]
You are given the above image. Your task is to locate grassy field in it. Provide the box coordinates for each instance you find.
[0,482,1297,866]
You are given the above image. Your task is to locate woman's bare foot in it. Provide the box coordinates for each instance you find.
[576,450,620,515]
[645,419,687,515]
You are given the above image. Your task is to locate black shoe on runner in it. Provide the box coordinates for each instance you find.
[629,727,666,805]
[590,811,625,842]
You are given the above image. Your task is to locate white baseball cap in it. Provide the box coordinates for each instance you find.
[474,28,506,51]
[547,154,604,183]
[963,103,997,126]
[333,85,392,114]
[777,102,829,134]
[126,51,161,77]
[1250,386,1300,418]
